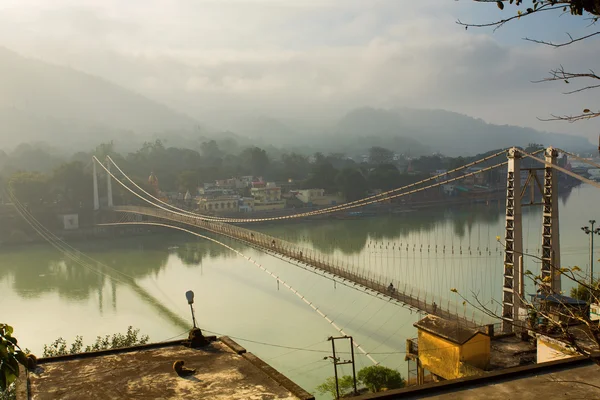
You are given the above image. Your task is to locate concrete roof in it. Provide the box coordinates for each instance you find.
[413,315,482,345]
[19,337,313,400]
[351,357,600,400]
[489,335,536,370]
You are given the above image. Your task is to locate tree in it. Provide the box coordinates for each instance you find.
[51,161,92,209]
[570,278,600,303]
[368,164,401,191]
[336,168,369,201]
[8,172,49,206]
[448,156,467,171]
[280,153,310,181]
[177,170,201,193]
[239,147,270,177]
[42,326,149,357]
[200,140,224,161]
[316,375,355,398]
[357,365,406,393]
[304,162,339,192]
[0,324,35,395]
[368,146,394,165]
[453,242,600,365]
[462,1,600,122]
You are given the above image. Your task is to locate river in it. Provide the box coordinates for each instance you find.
[2,184,598,398]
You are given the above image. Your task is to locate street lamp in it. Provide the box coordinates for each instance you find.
[185,290,197,329]
[581,220,600,285]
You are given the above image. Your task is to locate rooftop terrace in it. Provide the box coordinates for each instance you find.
[18,336,313,400]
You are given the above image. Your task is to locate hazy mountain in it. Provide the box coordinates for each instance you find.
[0,47,197,150]
[0,46,592,159]
[337,108,592,156]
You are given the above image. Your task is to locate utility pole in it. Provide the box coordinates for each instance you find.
[581,220,600,288]
[328,336,358,398]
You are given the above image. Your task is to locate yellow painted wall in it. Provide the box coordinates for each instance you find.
[417,331,461,380]
[461,334,490,370]
[417,331,490,380]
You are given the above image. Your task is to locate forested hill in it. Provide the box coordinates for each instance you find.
[335,108,592,156]
[0,47,197,149]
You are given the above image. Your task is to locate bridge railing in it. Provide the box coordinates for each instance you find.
[114,205,486,327]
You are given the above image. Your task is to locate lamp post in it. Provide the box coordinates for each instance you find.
[581,220,600,286]
[185,290,197,329]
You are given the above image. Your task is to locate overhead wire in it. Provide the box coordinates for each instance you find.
[100,150,513,223]
[5,187,191,330]
[99,221,380,365]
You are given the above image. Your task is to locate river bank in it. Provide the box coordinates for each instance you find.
[0,180,581,246]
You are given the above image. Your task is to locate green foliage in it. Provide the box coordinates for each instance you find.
[357,365,405,393]
[336,168,368,201]
[177,170,201,193]
[239,147,270,177]
[570,279,600,303]
[0,384,15,400]
[317,366,404,398]
[316,375,355,398]
[368,146,394,165]
[368,164,401,191]
[51,161,92,209]
[8,172,49,206]
[0,324,29,392]
[304,162,338,192]
[280,153,310,181]
[42,326,149,357]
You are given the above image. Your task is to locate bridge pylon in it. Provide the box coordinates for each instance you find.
[93,160,100,211]
[502,147,524,333]
[540,147,561,294]
[92,157,114,210]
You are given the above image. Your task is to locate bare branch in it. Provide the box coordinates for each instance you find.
[538,112,600,122]
[524,31,600,47]
[457,4,570,32]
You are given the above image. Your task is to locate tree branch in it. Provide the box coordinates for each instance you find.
[524,31,600,47]
[457,4,570,32]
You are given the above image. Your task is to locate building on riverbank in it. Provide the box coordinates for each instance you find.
[17,335,313,400]
[251,182,286,211]
[295,189,344,207]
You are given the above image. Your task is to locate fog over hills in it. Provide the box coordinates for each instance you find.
[0,47,197,150]
[0,47,592,157]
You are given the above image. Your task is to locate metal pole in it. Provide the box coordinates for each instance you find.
[189,304,197,328]
[591,220,595,284]
[350,337,358,395]
[330,338,340,399]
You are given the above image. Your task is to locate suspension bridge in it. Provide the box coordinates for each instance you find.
[87,146,600,333]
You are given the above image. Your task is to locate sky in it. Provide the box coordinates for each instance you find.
[0,0,598,139]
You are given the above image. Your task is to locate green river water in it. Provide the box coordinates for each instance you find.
[2,184,599,397]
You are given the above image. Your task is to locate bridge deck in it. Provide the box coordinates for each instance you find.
[113,206,478,327]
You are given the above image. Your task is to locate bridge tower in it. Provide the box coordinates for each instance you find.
[540,147,561,294]
[106,157,114,208]
[502,148,524,333]
[92,157,114,209]
[93,160,100,211]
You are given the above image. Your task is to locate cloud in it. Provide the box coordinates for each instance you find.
[0,0,597,139]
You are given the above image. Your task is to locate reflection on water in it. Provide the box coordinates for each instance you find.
[0,184,593,398]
